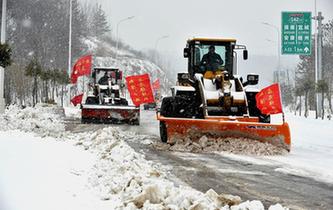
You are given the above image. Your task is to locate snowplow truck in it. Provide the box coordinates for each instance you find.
[157,38,291,151]
[81,67,140,125]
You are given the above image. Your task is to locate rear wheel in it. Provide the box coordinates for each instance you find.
[160,121,167,143]
[246,91,271,123]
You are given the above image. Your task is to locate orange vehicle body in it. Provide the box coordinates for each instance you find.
[157,114,291,151]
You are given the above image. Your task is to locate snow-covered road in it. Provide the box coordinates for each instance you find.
[2,105,290,210]
[1,105,333,210]
[64,108,333,210]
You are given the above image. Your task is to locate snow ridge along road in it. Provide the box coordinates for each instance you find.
[1,104,288,210]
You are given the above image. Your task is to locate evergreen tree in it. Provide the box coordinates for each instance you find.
[0,43,12,68]
[25,57,42,106]
[90,4,110,38]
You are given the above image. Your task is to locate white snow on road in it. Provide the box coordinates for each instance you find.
[222,113,333,184]
[0,105,289,210]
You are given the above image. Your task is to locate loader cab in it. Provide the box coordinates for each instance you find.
[92,68,123,86]
[184,38,236,78]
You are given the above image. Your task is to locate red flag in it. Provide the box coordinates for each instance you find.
[71,55,92,84]
[126,74,154,106]
[70,94,83,106]
[152,79,160,92]
[256,83,283,115]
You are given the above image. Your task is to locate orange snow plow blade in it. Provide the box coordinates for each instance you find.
[157,114,291,151]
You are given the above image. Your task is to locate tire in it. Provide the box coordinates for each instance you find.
[131,118,140,125]
[160,96,197,118]
[86,97,98,105]
[259,114,271,123]
[246,91,270,123]
[81,117,88,124]
[160,97,174,117]
[160,121,167,143]
[121,98,128,106]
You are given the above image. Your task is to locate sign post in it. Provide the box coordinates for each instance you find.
[281,12,312,55]
[0,0,7,113]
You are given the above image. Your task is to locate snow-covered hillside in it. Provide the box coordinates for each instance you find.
[82,37,167,83]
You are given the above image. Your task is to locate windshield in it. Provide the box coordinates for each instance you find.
[192,42,232,74]
[96,70,110,81]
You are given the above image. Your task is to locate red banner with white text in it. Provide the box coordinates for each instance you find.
[256,83,283,115]
[126,74,154,106]
[71,55,92,84]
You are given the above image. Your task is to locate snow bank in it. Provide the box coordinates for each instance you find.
[64,106,81,119]
[154,136,287,156]
[0,104,65,138]
[65,128,242,209]
[64,128,287,210]
[0,105,287,209]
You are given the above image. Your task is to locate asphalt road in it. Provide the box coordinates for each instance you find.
[65,110,333,210]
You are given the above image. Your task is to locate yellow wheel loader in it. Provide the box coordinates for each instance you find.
[157,38,291,151]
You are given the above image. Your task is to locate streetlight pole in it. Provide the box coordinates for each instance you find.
[68,0,72,76]
[154,35,169,63]
[313,0,324,119]
[115,16,135,59]
[0,0,7,113]
[314,0,319,118]
[313,11,324,119]
[262,22,281,84]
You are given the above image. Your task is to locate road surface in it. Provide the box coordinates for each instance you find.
[65,110,333,210]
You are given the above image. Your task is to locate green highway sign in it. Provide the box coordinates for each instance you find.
[282,11,312,55]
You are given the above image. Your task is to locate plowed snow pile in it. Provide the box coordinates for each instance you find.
[154,136,287,156]
[67,128,286,210]
[1,105,288,210]
[0,104,65,137]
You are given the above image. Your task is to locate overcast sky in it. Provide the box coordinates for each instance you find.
[90,0,333,57]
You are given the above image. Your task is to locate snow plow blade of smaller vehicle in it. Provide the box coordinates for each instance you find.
[157,114,291,151]
[81,104,140,124]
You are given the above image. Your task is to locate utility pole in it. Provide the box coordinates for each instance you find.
[313,11,324,119]
[0,0,7,113]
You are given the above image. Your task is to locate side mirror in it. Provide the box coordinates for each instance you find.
[183,48,190,58]
[245,74,259,86]
[243,50,248,60]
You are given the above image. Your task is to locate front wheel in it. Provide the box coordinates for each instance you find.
[160,121,167,143]
[130,118,140,125]
[259,114,270,123]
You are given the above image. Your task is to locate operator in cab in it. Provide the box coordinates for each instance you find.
[200,45,224,72]
[98,72,110,85]
[200,45,227,89]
